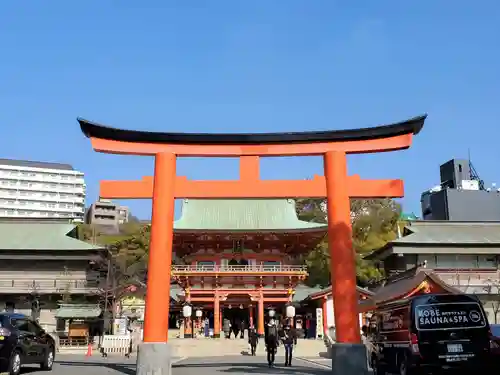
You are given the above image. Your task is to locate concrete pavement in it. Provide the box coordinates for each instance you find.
[168,337,327,358]
[172,355,331,375]
[15,353,330,375]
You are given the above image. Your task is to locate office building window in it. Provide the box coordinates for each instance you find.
[478,255,496,268]
[436,254,478,269]
[417,254,436,268]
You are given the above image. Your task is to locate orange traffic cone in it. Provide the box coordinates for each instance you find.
[86,343,92,357]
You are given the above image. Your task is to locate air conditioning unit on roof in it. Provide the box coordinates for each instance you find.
[459,180,479,191]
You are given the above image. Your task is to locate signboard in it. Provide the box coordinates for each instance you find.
[316,308,323,338]
[69,323,88,338]
[113,318,128,335]
[380,307,408,333]
[416,302,486,331]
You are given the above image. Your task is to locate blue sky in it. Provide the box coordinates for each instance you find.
[1,1,499,219]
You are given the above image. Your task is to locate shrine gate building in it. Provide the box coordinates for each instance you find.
[171,198,326,337]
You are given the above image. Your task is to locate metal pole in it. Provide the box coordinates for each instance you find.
[103,252,111,333]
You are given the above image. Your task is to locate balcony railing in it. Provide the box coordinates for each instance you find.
[0,192,85,204]
[0,279,102,294]
[172,265,307,273]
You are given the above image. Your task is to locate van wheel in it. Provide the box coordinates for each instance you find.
[40,347,55,371]
[8,350,22,375]
[371,355,385,375]
[399,359,417,375]
[399,360,407,375]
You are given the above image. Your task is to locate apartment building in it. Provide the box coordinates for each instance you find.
[86,199,129,226]
[0,159,86,222]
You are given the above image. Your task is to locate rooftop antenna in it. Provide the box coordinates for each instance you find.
[468,149,485,191]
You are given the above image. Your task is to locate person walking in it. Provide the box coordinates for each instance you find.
[125,319,136,358]
[280,324,298,366]
[232,319,240,339]
[223,318,231,339]
[248,326,259,356]
[240,319,246,339]
[264,318,279,367]
[204,317,210,337]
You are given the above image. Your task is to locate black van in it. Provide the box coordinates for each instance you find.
[370,293,492,375]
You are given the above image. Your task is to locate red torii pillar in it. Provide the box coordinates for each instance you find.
[78,115,426,374]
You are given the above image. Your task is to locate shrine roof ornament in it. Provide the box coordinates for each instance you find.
[78,115,426,146]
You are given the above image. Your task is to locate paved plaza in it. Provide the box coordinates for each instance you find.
[172,356,331,375]
[15,354,331,375]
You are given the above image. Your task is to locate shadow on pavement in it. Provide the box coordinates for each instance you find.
[174,362,330,374]
[56,359,329,375]
[18,366,42,374]
[57,361,135,375]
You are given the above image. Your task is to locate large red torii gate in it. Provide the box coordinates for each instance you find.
[79,115,425,374]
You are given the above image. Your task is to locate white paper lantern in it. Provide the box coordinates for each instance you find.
[268,309,276,317]
[195,309,203,318]
[182,305,192,318]
[286,305,296,318]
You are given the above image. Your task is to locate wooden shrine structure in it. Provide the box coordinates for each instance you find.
[78,114,426,345]
[171,198,325,336]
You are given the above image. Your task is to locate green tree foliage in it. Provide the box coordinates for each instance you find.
[109,223,151,286]
[296,198,401,287]
[77,222,151,299]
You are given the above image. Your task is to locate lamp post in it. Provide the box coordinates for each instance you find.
[195,309,202,337]
[286,304,296,326]
[182,304,192,339]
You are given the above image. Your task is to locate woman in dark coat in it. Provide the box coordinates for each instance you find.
[248,326,259,356]
[264,319,279,367]
[240,319,246,339]
[232,319,240,339]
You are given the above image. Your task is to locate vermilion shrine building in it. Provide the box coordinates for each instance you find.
[171,198,325,337]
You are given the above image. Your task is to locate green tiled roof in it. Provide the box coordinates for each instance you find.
[400,212,419,221]
[292,285,323,302]
[393,221,500,245]
[0,223,104,251]
[174,199,326,231]
[55,304,102,319]
[170,284,183,301]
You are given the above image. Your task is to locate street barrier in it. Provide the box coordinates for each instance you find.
[100,335,132,356]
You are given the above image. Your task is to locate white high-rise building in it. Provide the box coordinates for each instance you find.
[0,159,86,222]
